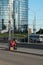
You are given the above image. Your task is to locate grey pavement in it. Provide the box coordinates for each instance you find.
[0,44,43,56]
[15,47,43,56]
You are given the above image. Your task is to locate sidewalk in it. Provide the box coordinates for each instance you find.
[15,47,43,56]
[0,44,43,56]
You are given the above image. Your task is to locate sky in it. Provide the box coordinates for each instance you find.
[29,0,43,32]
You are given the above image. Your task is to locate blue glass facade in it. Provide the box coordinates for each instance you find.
[13,0,28,31]
[18,0,28,30]
[0,0,9,30]
[0,0,2,30]
[0,0,28,31]
[13,0,18,30]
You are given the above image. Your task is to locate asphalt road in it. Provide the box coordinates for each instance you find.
[0,50,43,65]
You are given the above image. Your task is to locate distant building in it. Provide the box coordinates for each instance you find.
[0,0,28,32]
[18,0,28,31]
[13,0,18,30]
[13,0,28,31]
[28,28,32,34]
[0,0,9,30]
[0,0,2,30]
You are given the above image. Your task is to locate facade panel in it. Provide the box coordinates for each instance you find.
[18,0,28,31]
[13,0,18,30]
[13,0,28,31]
[0,0,28,31]
[0,0,9,30]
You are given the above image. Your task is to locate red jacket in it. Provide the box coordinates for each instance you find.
[10,40,16,47]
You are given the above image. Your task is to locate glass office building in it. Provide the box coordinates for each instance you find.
[13,0,18,30]
[0,0,10,30]
[13,0,28,31]
[18,0,28,31]
[0,0,28,31]
[0,0,2,30]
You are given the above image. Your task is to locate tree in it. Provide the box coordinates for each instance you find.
[36,28,43,34]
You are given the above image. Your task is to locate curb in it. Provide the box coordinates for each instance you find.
[0,47,43,56]
[14,50,43,56]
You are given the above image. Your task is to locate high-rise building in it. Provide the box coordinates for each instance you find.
[0,0,14,30]
[0,0,28,32]
[13,0,28,31]
[0,0,2,30]
[0,0,9,30]
[13,0,18,30]
[18,0,28,31]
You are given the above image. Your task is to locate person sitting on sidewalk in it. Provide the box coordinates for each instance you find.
[9,39,17,50]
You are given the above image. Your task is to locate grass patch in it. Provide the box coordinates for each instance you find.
[0,33,27,38]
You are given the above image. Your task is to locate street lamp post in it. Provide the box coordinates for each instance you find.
[29,8,36,34]
[9,0,14,40]
[8,21,12,41]
[28,8,36,44]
